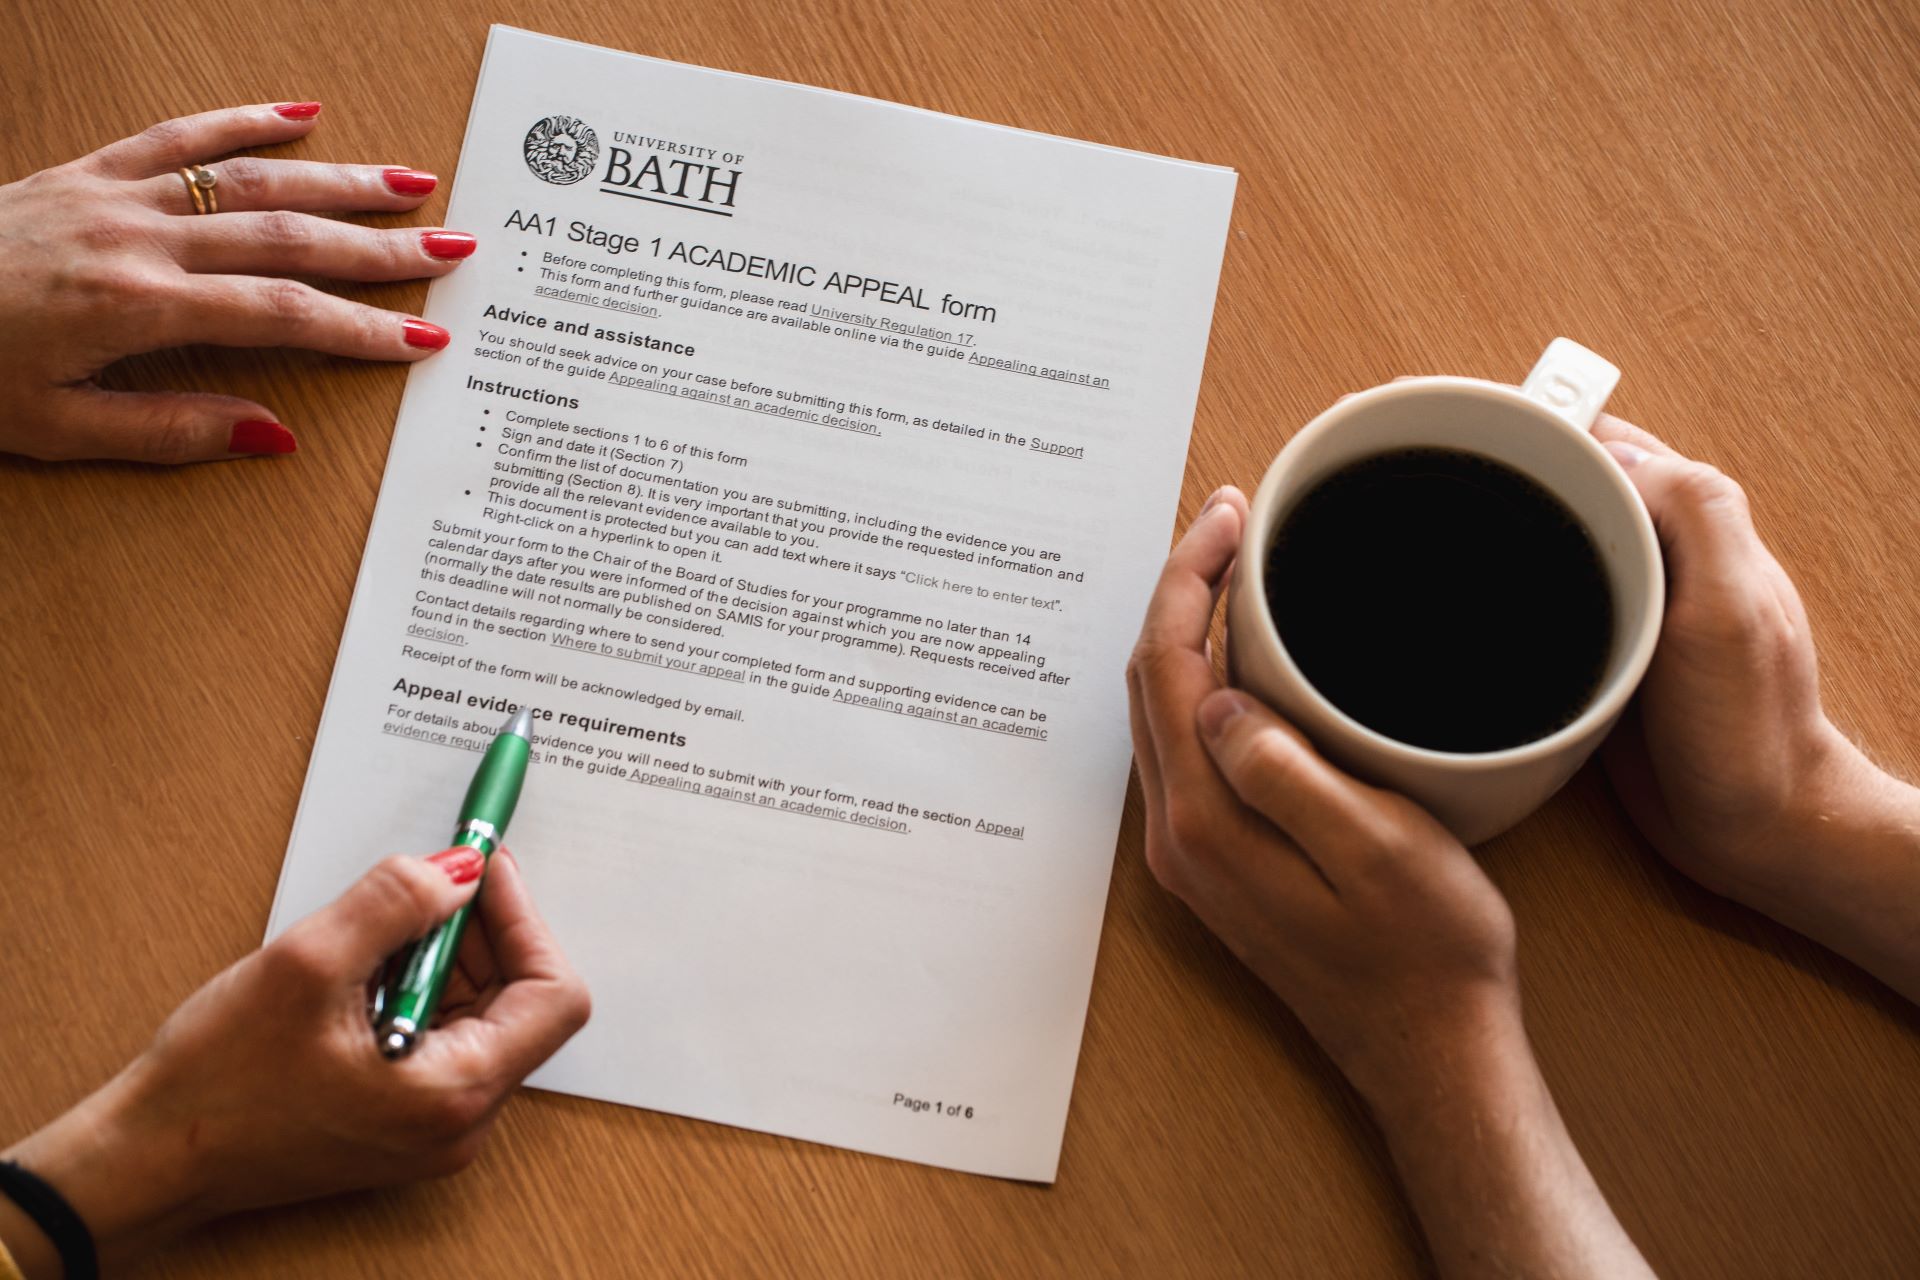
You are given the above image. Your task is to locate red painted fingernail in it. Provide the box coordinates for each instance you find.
[427,846,485,885]
[228,420,297,455]
[403,319,450,350]
[274,102,322,120]
[384,167,437,196]
[421,231,477,260]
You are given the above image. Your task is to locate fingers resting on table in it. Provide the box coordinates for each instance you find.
[2,102,475,465]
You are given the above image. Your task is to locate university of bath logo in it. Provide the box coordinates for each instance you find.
[523,116,599,185]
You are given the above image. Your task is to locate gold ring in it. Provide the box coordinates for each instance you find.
[178,165,218,215]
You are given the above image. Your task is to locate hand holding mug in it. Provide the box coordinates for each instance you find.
[1209,335,1920,992]
[1592,417,1836,897]
[1595,418,1920,999]
[0,103,476,465]
[1125,493,1657,1279]
[1227,340,1662,842]
[1126,489,1522,1102]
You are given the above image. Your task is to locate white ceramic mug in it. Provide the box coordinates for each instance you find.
[1226,339,1665,844]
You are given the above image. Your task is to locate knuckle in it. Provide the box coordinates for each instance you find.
[1340,805,1426,894]
[1126,639,1181,687]
[256,209,314,253]
[1161,797,1215,863]
[413,1083,492,1143]
[218,156,267,201]
[71,260,162,309]
[1125,638,1161,676]
[1233,725,1321,809]
[120,272,178,329]
[348,303,390,352]
[1674,461,1748,514]
[263,277,320,327]
[75,213,147,253]
[137,117,192,156]
[144,411,201,466]
[1239,724,1301,784]
[368,301,406,350]
[1342,828,1402,890]
[390,227,429,268]
[260,931,332,989]
[1669,591,1768,647]
[1142,833,1190,895]
[367,853,442,918]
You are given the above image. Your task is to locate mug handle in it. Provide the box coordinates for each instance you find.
[1520,337,1620,432]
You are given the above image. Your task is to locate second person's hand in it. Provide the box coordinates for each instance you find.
[1125,487,1652,1279]
[1595,415,1920,999]
[1125,487,1521,1109]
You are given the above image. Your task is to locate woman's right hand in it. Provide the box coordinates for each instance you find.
[0,103,475,465]
[0,847,590,1273]
[1596,416,1920,998]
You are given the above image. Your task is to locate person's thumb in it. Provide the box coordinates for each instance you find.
[1603,441,1767,596]
[36,386,295,464]
[277,849,483,981]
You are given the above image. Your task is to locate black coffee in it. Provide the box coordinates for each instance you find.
[1263,447,1613,753]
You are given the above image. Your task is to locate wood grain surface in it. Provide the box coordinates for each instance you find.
[3,0,1917,1275]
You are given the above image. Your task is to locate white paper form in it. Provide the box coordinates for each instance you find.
[267,26,1235,1180]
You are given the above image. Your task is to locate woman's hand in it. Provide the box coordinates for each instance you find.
[1595,417,1920,998]
[0,847,590,1273]
[0,102,475,464]
[1126,489,1652,1279]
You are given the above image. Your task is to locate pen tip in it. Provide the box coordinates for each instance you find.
[502,706,535,743]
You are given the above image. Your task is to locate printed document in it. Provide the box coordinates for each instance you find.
[269,25,1236,1180]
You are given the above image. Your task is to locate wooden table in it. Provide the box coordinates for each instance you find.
[4,0,1917,1274]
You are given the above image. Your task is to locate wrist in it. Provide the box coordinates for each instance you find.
[1753,721,1903,901]
[2,1056,214,1269]
[1369,1043,1560,1195]
[1782,717,1882,841]
[1746,723,1920,998]
[1354,1001,1658,1279]
[1338,985,1537,1133]
[1679,717,1879,910]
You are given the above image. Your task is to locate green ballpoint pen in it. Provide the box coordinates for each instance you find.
[373,706,535,1060]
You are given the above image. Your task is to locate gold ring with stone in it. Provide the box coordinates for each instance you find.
[178,165,219,214]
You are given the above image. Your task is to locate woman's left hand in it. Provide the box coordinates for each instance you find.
[0,102,476,464]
